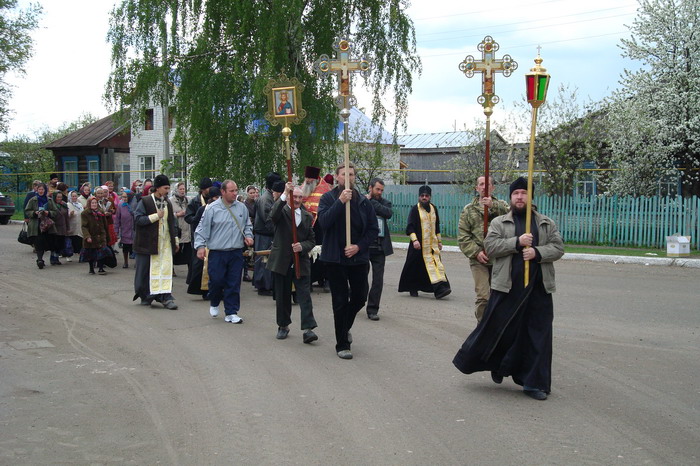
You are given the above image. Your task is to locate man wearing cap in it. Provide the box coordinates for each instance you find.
[133,174,180,310]
[453,177,564,401]
[301,165,332,290]
[267,182,319,343]
[317,162,379,360]
[398,185,451,299]
[253,172,282,296]
[194,180,254,323]
[458,175,510,322]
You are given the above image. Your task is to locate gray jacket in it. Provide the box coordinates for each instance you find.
[368,196,393,256]
[485,210,564,294]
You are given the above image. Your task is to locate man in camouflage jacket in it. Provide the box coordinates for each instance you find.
[458,176,509,321]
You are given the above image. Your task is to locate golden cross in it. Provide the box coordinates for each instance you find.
[459,36,518,114]
[314,37,373,108]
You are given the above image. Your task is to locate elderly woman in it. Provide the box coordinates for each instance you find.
[24,183,58,269]
[66,190,84,261]
[95,186,117,247]
[115,191,135,268]
[50,191,70,265]
[80,197,109,275]
[78,183,92,207]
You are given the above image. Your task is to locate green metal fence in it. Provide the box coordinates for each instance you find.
[383,185,700,249]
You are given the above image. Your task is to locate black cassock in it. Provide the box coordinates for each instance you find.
[452,212,553,393]
[397,203,451,297]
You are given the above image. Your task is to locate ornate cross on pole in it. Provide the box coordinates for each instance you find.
[459,36,517,235]
[314,37,373,245]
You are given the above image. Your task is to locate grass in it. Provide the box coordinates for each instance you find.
[391,235,699,258]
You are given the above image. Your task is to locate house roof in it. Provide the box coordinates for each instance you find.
[397,131,481,149]
[45,113,129,149]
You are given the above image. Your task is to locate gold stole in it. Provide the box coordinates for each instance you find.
[149,197,173,294]
[417,203,446,284]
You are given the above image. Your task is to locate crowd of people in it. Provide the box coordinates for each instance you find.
[21,168,564,401]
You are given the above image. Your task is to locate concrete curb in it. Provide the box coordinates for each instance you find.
[7,220,698,268]
[391,242,700,269]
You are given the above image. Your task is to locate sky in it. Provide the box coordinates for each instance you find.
[4,0,641,140]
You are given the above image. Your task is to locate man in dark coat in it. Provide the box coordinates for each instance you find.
[365,177,394,320]
[253,172,282,296]
[398,185,451,299]
[317,162,379,360]
[133,174,179,310]
[452,177,564,401]
[185,177,212,285]
[267,182,318,344]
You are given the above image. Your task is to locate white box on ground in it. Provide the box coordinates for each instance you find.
[666,234,691,257]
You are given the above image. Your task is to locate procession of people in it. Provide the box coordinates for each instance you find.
[21,168,562,400]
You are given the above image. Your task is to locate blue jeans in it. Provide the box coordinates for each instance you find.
[207,249,244,315]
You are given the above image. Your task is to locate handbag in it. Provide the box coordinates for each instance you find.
[103,247,117,268]
[39,216,54,233]
[17,224,31,245]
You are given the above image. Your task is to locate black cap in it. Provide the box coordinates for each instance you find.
[272,180,286,193]
[153,174,170,188]
[199,177,213,190]
[509,177,532,197]
[265,172,282,190]
[418,185,432,196]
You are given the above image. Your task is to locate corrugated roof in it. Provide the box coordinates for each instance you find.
[336,107,394,144]
[45,112,129,149]
[396,131,481,149]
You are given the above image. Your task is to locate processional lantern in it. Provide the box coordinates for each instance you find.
[264,72,307,277]
[459,35,517,235]
[523,49,551,287]
[314,37,374,245]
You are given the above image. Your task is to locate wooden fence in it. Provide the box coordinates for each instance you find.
[383,185,700,249]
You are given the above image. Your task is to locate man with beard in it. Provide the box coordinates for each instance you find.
[184,177,213,285]
[398,185,451,299]
[317,162,378,360]
[253,172,282,296]
[365,177,393,321]
[133,174,180,310]
[452,177,564,401]
[242,185,258,282]
[458,175,509,322]
[300,165,332,290]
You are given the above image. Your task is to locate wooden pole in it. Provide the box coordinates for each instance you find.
[341,105,351,246]
[483,113,491,236]
[282,124,301,279]
[524,106,538,287]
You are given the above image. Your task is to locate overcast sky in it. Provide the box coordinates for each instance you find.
[4,0,640,139]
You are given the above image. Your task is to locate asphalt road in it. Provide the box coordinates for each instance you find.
[1,223,699,465]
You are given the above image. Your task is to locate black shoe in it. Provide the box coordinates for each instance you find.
[258,289,273,296]
[163,300,178,310]
[276,327,289,340]
[98,268,106,275]
[36,259,45,269]
[88,270,95,275]
[524,389,547,401]
[409,291,418,297]
[368,313,380,321]
[435,288,451,299]
[303,330,318,344]
[122,263,129,268]
[337,350,353,360]
[491,371,503,384]
[140,298,153,306]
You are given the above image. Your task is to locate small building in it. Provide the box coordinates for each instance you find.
[129,105,181,184]
[45,112,130,190]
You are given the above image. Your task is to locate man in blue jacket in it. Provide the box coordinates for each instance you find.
[317,162,379,360]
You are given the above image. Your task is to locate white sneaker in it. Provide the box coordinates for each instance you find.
[224,314,242,324]
[209,306,219,318]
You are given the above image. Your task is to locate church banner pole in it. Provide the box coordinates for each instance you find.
[314,37,374,246]
[264,73,308,279]
[523,50,551,287]
[459,36,517,236]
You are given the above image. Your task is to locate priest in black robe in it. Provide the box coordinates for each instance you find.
[398,185,451,299]
[452,177,564,401]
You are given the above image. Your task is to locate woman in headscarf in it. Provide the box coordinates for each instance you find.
[50,191,70,265]
[78,183,92,207]
[95,186,118,248]
[115,190,135,268]
[80,197,109,275]
[66,190,84,261]
[24,183,58,269]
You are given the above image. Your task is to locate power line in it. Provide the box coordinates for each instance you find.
[416,5,636,39]
[419,31,629,59]
[419,12,634,45]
